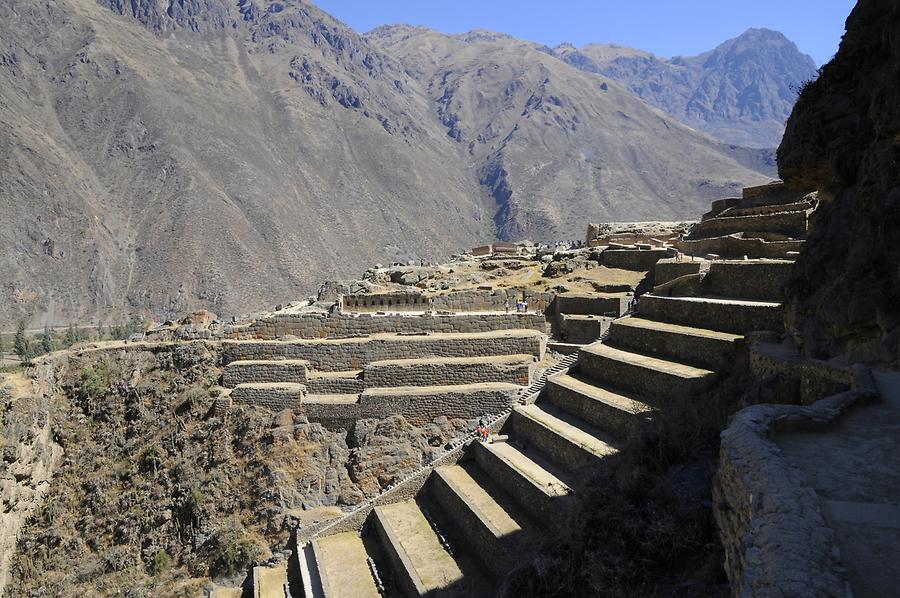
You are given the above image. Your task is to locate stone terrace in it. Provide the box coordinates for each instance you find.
[287,182,805,598]
[218,308,549,426]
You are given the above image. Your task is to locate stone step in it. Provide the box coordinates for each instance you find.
[638,294,783,335]
[687,210,807,240]
[431,462,544,580]
[222,359,309,388]
[373,500,489,597]
[364,355,534,388]
[305,370,364,395]
[311,531,382,598]
[579,343,716,402]
[231,383,305,411]
[471,440,575,525]
[718,200,812,219]
[545,372,653,437]
[703,259,794,301]
[511,403,618,473]
[558,313,611,344]
[252,561,289,598]
[606,316,740,370]
[547,341,586,355]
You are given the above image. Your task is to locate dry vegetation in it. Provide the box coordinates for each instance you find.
[6,345,463,596]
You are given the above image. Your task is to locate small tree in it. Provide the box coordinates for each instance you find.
[13,321,30,362]
[40,325,55,355]
[62,323,78,348]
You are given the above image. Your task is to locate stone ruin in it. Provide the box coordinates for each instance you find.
[197,180,864,598]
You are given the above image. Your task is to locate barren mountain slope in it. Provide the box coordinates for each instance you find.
[556,28,818,148]
[367,26,771,241]
[0,0,491,327]
[1,1,776,329]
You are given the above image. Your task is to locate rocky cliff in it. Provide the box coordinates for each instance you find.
[778,0,900,364]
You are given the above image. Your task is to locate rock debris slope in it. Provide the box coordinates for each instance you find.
[0,0,774,327]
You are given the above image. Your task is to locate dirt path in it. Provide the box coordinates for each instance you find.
[776,371,900,598]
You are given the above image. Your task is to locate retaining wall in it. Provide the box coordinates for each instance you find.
[599,248,668,271]
[688,211,807,240]
[654,259,705,285]
[357,383,518,424]
[363,356,533,388]
[230,384,305,410]
[222,332,547,372]
[230,312,546,340]
[305,374,364,395]
[705,260,793,301]
[555,293,628,316]
[713,365,876,597]
[221,360,308,388]
[673,235,804,259]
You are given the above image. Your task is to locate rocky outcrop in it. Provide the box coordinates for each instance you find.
[777,0,900,364]
[0,370,62,597]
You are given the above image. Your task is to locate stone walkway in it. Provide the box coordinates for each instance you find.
[776,371,900,598]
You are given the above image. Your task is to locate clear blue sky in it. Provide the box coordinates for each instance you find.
[315,0,856,65]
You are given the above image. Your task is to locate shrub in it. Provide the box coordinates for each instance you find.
[206,520,261,579]
[76,360,111,413]
[148,549,172,576]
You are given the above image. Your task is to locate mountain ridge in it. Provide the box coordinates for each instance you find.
[1,0,786,328]
[553,27,818,147]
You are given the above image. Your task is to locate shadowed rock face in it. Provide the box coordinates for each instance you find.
[0,0,772,328]
[556,29,818,149]
[778,0,900,363]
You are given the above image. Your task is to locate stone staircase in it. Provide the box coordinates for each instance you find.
[251,186,807,598]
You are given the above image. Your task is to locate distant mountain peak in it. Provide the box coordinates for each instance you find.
[554,29,817,148]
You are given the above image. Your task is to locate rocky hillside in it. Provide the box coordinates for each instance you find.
[367,26,771,241]
[556,28,818,148]
[6,344,467,595]
[0,0,773,329]
[778,0,900,365]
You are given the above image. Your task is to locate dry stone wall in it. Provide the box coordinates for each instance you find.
[363,356,533,388]
[705,261,793,301]
[230,384,305,410]
[429,289,554,315]
[689,210,807,239]
[221,332,547,372]
[221,360,308,387]
[599,248,668,271]
[749,343,856,405]
[230,312,546,340]
[357,384,518,424]
[714,365,877,597]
